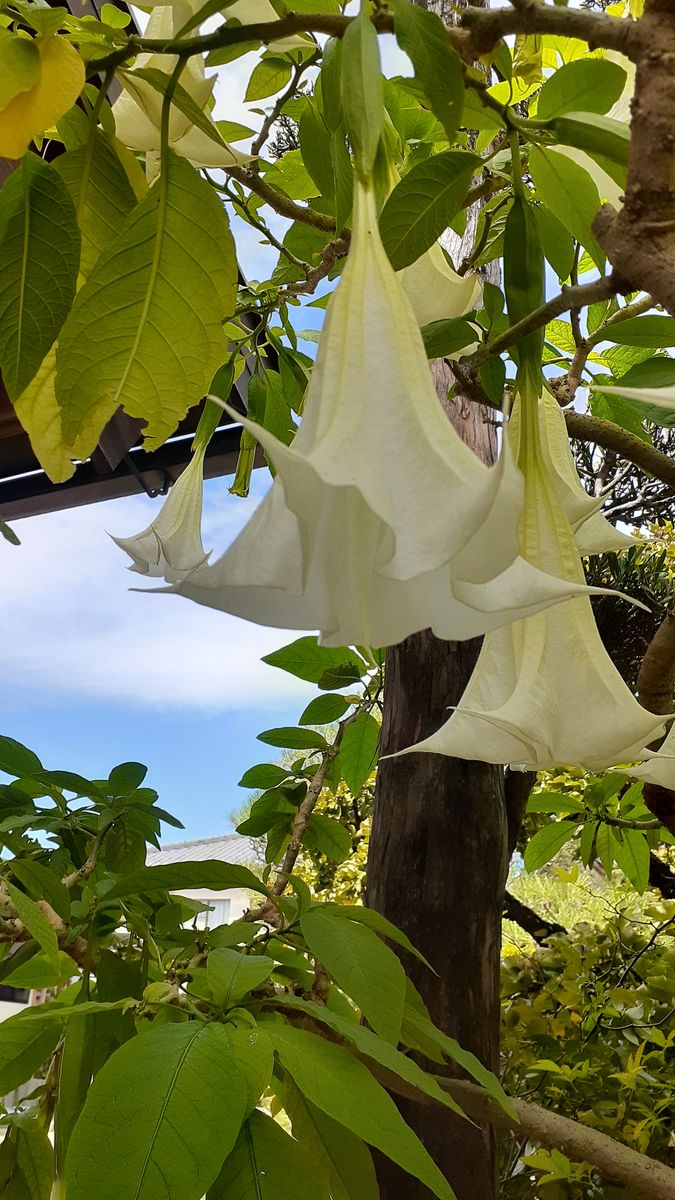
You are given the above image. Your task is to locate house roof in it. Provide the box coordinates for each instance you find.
[147,833,261,869]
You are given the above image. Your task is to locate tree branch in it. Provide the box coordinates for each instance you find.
[461,3,640,59]
[439,1079,675,1200]
[503,892,566,943]
[464,277,619,373]
[564,411,675,493]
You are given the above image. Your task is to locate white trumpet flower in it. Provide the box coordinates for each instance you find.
[223,0,310,51]
[112,2,250,169]
[112,405,217,583]
[397,380,665,771]
[160,183,599,649]
[622,725,675,790]
[398,242,482,330]
[512,390,634,555]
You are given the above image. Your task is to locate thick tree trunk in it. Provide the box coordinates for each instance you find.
[366,16,509,1185]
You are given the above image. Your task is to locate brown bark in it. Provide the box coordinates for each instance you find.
[367,314,508,1200]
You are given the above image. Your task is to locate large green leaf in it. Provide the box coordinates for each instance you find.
[300,907,404,1043]
[10,859,70,921]
[523,820,579,872]
[319,902,433,969]
[299,694,350,726]
[262,638,363,685]
[208,1109,325,1200]
[0,735,42,777]
[54,132,141,277]
[257,727,328,751]
[599,314,675,348]
[0,1009,61,1096]
[529,145,604,270]
[207,948,275,1007]
[389,0,463,144]
[0,1119,54,1200]
[0,154,79,401]
[105,860,267,897]
[339,712,379,795]
[6,882,61,973]
[341,7,383,176]
[284,1080,378,1200]
[65,1022,247,1200]
[303,813,352,863]
[379,151,480,270]
[536,58,626,120]
[271,995,464,1117]
[221,1022,274,1115]
[265,1022,455,1200]
[54,1014,96,1175]
[55,152,236,457]
[612,828,650,894]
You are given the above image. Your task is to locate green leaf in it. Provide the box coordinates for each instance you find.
[300,907,405,1043]
[65,1023,247,1200]
[421,317,478,360]
[0,154,80,400]
[523,821,579,872]
[599,314,675,347]
[320,37,343,133]
[0,29,40,109]
[273,995,464,1117]
[0,515,20,546]
[0,1009,61,1095]
[593,357,675,426]
[10,859,70,920]
[6,881,61,972]
[221,1021,274,1115]
[237,791,297,838]
[299,100,335,201]
[533,204,575,282]
[105,860,267,897]
[612,828,650,893]
[379,151,479,270]
[284,1081,378,1200]
[54,132,140,277]
[590,390,649,442]
[340,712,380,796]
[207,948,275,1007]
[299,694,350,726]
[389,0,463,144]
[319,903,433,970]
[54,1014,96,1176]
[0,735,42,777]
[317,663,364,690]
[341,7,383,176]
[245,57,292,102]
[208,1109,325,1200]
[266,1023,455,1200]
[257,727,328,751]
[0,1119,54,1200]
[536,58,627,120]
[262,638,363,685]
[504,196,545,368]
[529,145,604,270]
[55,152,235,456]
[303,814,352,863]
[1,949,75,990]
[238,763,291,789]
[108,761,148,796]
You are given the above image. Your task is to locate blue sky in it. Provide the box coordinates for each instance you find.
[4,472,315,841]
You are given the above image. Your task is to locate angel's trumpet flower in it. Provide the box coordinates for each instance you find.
[112,2,250,169]
[112,403,219,583]
[398,378,665,771]
[154,183,597,648]
[398,242,481,331]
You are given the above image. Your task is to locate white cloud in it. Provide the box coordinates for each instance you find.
[2,475,314,712]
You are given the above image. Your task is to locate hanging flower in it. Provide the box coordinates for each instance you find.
[621,726,675,790]
[398,241,481,331]
[0,31,84,159]
[514,389,634,555]
[157,183,596,649]
[223,0,310,51]
[112,402,219,583]
[112,2,250,169]
[396,377,665,771]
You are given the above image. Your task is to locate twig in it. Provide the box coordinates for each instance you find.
[463,277,619,372]
[439,1080,675,1200]
[278,234,350,300]
[250,52,320,168]
[564,411,675,493]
